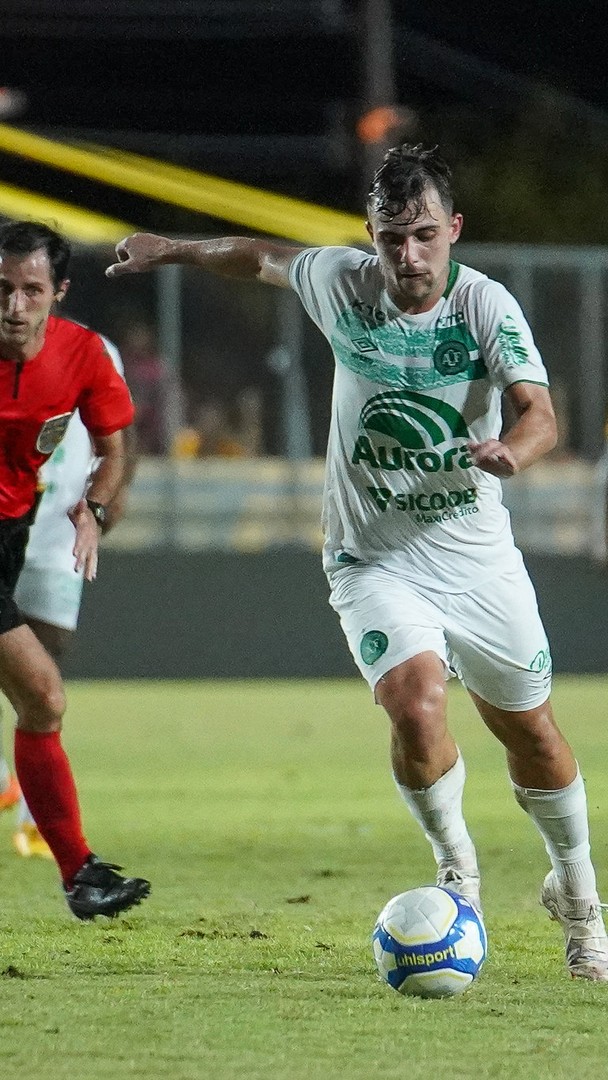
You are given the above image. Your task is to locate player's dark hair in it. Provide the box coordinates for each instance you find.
[0,221,71,288]
[367,143,454,223]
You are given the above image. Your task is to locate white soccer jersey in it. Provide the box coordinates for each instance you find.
[14,337,125,628]
[289,248,549,592]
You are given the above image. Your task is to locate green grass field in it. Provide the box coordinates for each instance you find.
[1,677,608,1080]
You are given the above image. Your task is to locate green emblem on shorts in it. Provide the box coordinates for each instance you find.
[433,339,470,376]
[529,648,552,674]
[360,630,389,666]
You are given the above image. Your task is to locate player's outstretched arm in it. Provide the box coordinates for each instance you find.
[105,233,303,288]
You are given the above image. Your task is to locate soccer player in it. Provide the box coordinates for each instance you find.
[0,219,150,918]
[0,338,136,859]
[106,143,608,981]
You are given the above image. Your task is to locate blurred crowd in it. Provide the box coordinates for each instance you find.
[117,320,263,460]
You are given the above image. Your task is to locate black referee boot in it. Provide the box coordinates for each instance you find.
[65,854,151,920]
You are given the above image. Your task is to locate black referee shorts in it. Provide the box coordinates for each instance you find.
[0,509,35,636]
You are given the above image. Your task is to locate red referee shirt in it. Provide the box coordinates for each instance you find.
[0,315,135,519]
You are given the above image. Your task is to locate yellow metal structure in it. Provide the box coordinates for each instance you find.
[0,123,367,246]
[0,178,134,243]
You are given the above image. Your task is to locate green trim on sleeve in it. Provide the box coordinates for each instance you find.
[505,379,550,388]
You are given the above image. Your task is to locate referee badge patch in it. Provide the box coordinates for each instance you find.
[36,412,73,454]
[360,630,389,666]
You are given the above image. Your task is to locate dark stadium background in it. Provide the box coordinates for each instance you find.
[2,0,606,236]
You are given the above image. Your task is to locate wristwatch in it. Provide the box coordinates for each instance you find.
[86,499,107,529]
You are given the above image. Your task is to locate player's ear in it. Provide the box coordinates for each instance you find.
[365,220,374,241]
[54,278,70,302]
[450,214,463,245]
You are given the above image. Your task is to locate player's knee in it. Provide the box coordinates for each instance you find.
[379,661,444,712]
[21,679,66,732]
[520,723,567,763]
[43,685,66,724]
[499,712,567,764]
[385,685,447,753]
[40,682,66,726]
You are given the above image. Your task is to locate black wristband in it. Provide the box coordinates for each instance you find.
[86,499,107,528]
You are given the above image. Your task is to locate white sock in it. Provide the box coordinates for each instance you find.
[512,767,599,901]
[0,712,11,793]
[0,757,10,794]
[16,795,35,828]
[394,751,478,869]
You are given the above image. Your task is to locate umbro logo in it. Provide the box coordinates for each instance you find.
[352,337,376,353]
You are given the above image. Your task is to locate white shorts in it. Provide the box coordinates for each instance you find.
[14,563,84,631]
[328,561,552,711]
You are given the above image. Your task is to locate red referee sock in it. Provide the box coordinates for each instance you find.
[14,729,91,885]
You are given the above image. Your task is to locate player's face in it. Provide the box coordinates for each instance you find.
[0,249,68,358]
[367,186,462,314]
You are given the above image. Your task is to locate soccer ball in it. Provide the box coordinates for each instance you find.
[372,886,487,999]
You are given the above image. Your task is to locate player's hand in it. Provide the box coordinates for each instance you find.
[105,233,172,277]
[68,498,99,581]
[467,439,518,478]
